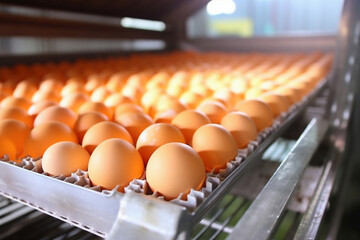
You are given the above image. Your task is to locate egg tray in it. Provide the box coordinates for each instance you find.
[0,79,326,237]
[0,103,288,211]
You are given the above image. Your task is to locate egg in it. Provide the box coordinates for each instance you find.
[27,100,57,117]
[220,112,257,148]
[88,138,144,191]
[34,105,77,128]
[106,73,127,92]
[114,103,144,118]
[60,92,89,113]
[245,88,264,100]
[136,123,185,165]
[24,122,77,158]
[115,112,153,143]
[146,142,206,200]
[0,107,33,127]
[140,89,164,113]
[275,87,301,105]
[104,94,133,108]
[235,99,274,132]
[1,96,31,110]
[179,91,203,109]
[192,124,237,172]
[40,78,63,92]
[13,80,37,100]
[0,138,17,160]
[78,101,113,120]
[197,100,227,124]
[259,93,290,117]
[73,111,108,142]
[82,121,133,153]
[31,89,60,103]
[171,110,211,144]
[91,86,113,102]
[60,81,85,97]
[42,141,90,176]
[0,119,31,158]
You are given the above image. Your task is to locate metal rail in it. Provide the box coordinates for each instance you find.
[227,118,329,240]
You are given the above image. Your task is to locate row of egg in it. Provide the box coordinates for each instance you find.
[0,52,332,199]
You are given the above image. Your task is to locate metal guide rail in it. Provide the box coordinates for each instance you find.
[0,79,327,239]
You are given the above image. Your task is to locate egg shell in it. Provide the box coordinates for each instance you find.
[88,138,144,191]
[31,89,61,103]
[192,124,238,172]
[27,100,57,117]
[171,110,211,144]
[42,141,90,176]
[179,91,203,109]
[1,96,31,110]
[197,100,227,124]
[82,121,133,154]
[114,103,144,118]
[0,107,33,127]
[60,82,85,97]
[235,99,274,132]
[115,112,153,143]
[34,105,77,128]
[104,94,133,108]
[78,101,113,120]
[275,87,301,104]
[24,122,78,158]
[259,93,290,117]
[0,119,30,158]
[73,111,108,142]
[91,86,113,102]
[146,142,206,200]
[220,112,257,149]
[40,79,63,92]
[0,138,17,160]
[136,123,185,165]
[60,92,89,113]
[13,80,37,100]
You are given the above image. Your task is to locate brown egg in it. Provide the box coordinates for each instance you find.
[140,89,164,113]
[136,123,185,165]
[146,142,206,200]
[13,80,37,100]
[91,86,113,102]
[40,78,63,92]
[171,110,211,144]
[24,122,77,158]
[42,141,90,176]
[73,112,108,142]
[114,103,144,118]
[106,73,128,92]
[197,100,227,124]
[31,89,61,103]
[34,106,77,128]
[221,112,257,148]
[1,96,31,110]
[192,124,238,172]
[115,112,153,143]
[259,93,290,117]
[245,88,264,100]
[0,119,31,158]
[179,91,203,109]
[235,99,274,132]
[78,101,113,120]
[0,107,33,127]
[82,121,133,154]
[88,138,144,191]
[27,100,57,117]
[0,137,17,160]
[60,92,89,113]
[275,87,301,105]
[61,81,85,97]
[104,94,133,108]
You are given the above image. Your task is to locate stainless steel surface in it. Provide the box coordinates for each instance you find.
[0,163,122,237]
[183,35,336,53]
[107,192,190,240]
[227,118,329,240]
[294,156,335,240]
